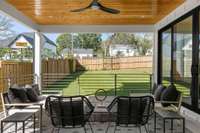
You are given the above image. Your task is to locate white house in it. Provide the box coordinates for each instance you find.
[61,48,93,59]
[0,32,57,59]
[109,44,138,57]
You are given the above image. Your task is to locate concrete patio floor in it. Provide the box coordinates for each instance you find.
[0,97,193,133]
[1,114,192,133]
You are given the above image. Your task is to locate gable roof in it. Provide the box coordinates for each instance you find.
[0,32,56,48]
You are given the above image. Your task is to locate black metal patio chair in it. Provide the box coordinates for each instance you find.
[107,96,154,133]
[45,95,95,133]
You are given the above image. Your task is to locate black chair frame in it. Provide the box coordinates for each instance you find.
[45,95,95,133]
[107,96,154,133]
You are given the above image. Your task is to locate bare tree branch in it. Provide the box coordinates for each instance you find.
[0,15,15,40]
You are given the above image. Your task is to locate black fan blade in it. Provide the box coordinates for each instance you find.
[98,3,120,14]
[70,6,91,12]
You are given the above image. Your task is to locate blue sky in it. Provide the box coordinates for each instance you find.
[4,13,148,44]
[11,21,111,43]
[1,11,150,44]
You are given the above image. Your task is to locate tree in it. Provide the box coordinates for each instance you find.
[109,33,134,45]
[133,34,152,55]
[139,34,152,55]
[0,15,14,40]
[56,33,72,56]
[42,48,56,59]
[73,33,102,52]
[0,48,11,59]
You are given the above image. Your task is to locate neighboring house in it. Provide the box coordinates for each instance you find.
[61,48,93,59]
[171,36,192,80]
[109,44,138,57]
[0,32,57,60]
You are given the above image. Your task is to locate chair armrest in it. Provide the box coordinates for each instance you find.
[4,103,43,107]
[107,97,118,112]
[155,101,179,104]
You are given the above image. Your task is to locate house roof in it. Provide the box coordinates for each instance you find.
[0,32,56,48]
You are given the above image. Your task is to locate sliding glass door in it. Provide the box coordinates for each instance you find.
[173,16,193,105]
[161,29,172,86]
[158,7,200,113]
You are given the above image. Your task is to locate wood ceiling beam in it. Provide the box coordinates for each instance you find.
[39,25,155,33]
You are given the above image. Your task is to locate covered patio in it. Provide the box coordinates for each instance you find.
[0,0,200,133]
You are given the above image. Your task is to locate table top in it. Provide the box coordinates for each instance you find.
[94,104,108,113]
[2,112,34,122]
[155,108,184,119]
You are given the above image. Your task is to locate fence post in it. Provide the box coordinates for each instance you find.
[111,57,113,70]
[78,75,80,95]
[149,74,152,93]
[114,74,117,96]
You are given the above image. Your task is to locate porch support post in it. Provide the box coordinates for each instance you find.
[34,31,42,91]
[153,29,158,85]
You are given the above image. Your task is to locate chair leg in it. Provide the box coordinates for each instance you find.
[51,127,55,133]
[144,125,149,133]
[57,128,60,133]
[84,126,87,133]
[106,122,111,133]
[138,126,142,133]
[88,122,94,133]
[113,125,117,133]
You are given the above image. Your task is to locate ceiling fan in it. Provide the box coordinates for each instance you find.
[70,0,120,14]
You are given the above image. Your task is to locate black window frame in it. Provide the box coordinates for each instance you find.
[158,6,200,113]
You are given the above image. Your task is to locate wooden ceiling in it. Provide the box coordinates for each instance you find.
[6,0,185,25]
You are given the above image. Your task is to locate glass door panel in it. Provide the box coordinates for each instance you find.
[173,16,193,105]
[162,29,171,86]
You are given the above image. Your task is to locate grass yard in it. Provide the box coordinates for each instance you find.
[62,68,152,96]
[43,68,190,97]
[43,68,152,96]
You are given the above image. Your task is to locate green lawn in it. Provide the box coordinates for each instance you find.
[43,68,152,96]
[42,68,190,97]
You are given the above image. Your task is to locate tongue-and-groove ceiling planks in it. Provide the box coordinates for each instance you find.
[6,0,185,25]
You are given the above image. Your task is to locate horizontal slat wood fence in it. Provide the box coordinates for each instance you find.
[0,61,33,93]
[42,59,70,74]
[76,56,152,71]
[42,59,76,88]
[0,61,33,111]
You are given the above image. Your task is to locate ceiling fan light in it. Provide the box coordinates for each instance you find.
[91,5,100,10]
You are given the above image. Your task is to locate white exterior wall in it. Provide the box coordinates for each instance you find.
[155,0,200,30]
[74,53,93,59]
[109,45,137,57]
[154,1,200,132]
[109,49,135,57]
